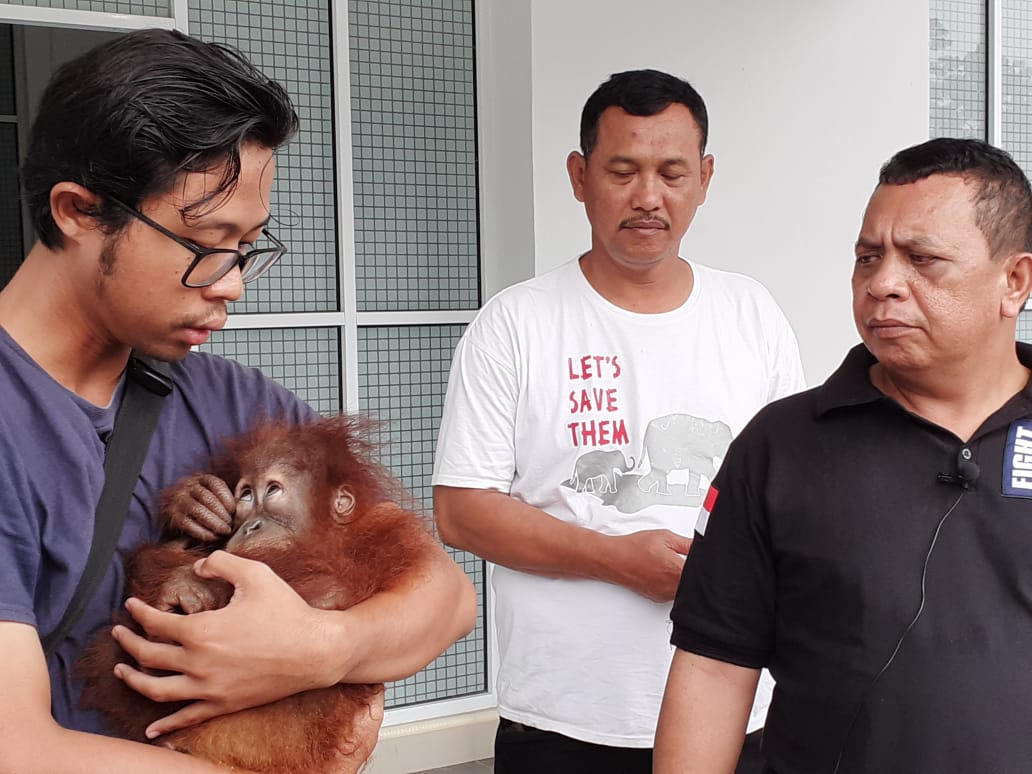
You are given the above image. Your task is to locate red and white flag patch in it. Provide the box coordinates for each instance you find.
[696,485,719,536]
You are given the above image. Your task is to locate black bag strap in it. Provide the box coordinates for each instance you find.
[41,354,173,660]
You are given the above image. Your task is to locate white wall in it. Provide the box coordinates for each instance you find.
[524,0,928,384]
[476,0,535,302]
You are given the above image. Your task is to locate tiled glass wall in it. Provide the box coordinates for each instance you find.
[349,0,479,312]
[0,24,21,288]
[928,1,1032,344]
[0,124,22,287]
[930,0,986,139]
[357,325,465,508]
[929,0,1032,176]
[390,547,486,705]
[1002,1,1032,341]
[1018,311,1032,343]
[190,0,339,315]
[357,325,487,705]
[199,328,342,416]
[347,0,486,709]
[0,23,13,113]
[198,0,486,709]
[1002,1,1032,177]
[3,0,169,14]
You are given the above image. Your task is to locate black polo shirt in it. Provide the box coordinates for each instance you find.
[672,343,1032,774]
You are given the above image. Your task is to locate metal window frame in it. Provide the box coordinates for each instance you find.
[987,0,1002,146]
[0,2,183,31]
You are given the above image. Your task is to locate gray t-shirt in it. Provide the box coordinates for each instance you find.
[0,327,314,732]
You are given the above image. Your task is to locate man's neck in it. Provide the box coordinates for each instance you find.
[578,251,694,313]
[870,348,1029,441]
[0,245,129,406]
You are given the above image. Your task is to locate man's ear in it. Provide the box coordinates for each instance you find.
[49,182,104,243]
[698,154,715,205]
[1002,252,1032,319]
[567,151,587,203]
[332,486,356,524]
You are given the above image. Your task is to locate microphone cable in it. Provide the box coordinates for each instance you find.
[830,487,967,774]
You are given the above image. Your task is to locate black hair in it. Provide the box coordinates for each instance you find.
[879,137,1032,257]
[579,69,708,157]
[20,28,300,249]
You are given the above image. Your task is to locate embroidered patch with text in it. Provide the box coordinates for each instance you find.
[1003,419,1032,498]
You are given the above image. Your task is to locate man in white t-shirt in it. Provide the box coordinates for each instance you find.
[433,69,804,774]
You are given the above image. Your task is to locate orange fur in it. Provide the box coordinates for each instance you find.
[76,416,432,773]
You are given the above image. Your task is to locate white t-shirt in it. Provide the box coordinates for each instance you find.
[433,257,805,746]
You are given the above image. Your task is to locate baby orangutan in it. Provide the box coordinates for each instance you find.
[76,415,435,773]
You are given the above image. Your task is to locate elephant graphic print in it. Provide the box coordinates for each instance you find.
[561,354,732,514]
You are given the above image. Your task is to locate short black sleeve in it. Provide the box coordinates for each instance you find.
[670,426,776,669]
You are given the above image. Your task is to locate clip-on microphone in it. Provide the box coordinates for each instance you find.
[937,448,980,489]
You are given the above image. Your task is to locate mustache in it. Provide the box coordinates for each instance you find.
[620,217,669,229]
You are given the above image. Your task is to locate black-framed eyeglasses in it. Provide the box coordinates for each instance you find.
[107,197,288,288]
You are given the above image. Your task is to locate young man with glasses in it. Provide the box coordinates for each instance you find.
[0,29,475,772]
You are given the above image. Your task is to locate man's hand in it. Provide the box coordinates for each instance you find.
[436,485,693,601]
[114,533,475,741]
[159,473,236,542]
[605,529,693,602]
[113,551,339,739]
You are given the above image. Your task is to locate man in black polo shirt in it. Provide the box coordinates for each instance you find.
[653,137,1032,774]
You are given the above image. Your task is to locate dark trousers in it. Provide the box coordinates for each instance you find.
[494,718,765,774]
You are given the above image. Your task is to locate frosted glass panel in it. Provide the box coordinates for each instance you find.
[0,124,22,288]
[191,0,338,314]
[349,0,480,312]
[198,327,341,415]
[1002,0,1032,177]
[357,325,488,707]
[930,0,986,139]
